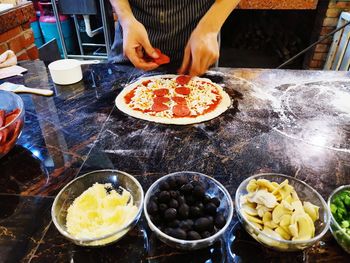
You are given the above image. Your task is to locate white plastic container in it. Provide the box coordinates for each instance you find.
[48,59,100,85]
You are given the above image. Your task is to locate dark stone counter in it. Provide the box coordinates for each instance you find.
[0,60,349,262]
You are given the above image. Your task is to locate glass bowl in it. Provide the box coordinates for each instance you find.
[0,90,25,159]
[144,171,234,250]
[235,173,330,251]
[51,170,144,246]
[328,185,350,254]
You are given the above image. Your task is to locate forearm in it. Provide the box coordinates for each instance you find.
[109,0,136,27]
[198,0,240,33]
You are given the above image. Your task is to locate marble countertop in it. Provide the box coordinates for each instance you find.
[0,60,349,262]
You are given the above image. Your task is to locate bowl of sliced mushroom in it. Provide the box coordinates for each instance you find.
[235,173,330,251]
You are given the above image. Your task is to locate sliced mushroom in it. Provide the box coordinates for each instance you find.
[256,179,276,192]
[256,204,271,217]
[290,212,315,241]
[292,200,304,213]
[247,189,278,209]
[243,211,263,225]
[262,211,278,229]
[303,201,319,222]
[279,214,291,227]
[281,200,293,211]
[275,226,291,240]
[246,179,258,192]
[272,204,292,224]
[242,203,258,216]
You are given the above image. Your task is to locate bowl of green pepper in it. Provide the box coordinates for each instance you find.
[328,185,350,254]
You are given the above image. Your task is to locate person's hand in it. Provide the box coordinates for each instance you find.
[179,27,219,76]
[122,19,159,71]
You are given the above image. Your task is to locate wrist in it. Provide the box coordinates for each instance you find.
[196,17,221,35]
[119,16,137,28]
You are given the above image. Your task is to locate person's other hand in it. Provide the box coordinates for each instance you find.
[122,19,159,71]
[179,27,219,76]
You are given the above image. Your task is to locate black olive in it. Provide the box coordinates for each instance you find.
[185,195,196,205]
[193,185,205,199]
[169,190,178,199]
[191,180,205,189]
[176,176,188,187]
[180,183,194,194]
[167,177,177,189]
[164,227,173,236]
[203,194,211,204]
[150,195,159,204]
[159,181,170,191]
[215,213,226,229]
[190,206,203,218]
[194,217,211,232]
[171,228,187,240]
[150,215,161,225]
[177,195,186,205]
[186,219,194,228]
[168,219,180,228]
[187,230,201,240]
[159,191,171,203]
[147,201,158,215]
[205,202,217,215]
[159,203,168,212]
[169,199,179,209]
[201,231,211,239]
[179,220,192,231]
[164,208,177,221]
[211,197,220,207]
[178,204,189,219]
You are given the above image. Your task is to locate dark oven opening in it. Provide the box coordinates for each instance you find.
[220,10,318,69]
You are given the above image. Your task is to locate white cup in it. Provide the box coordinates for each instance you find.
[48,59,100,85]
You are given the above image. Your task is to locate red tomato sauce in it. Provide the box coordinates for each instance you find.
[124,88,137,104]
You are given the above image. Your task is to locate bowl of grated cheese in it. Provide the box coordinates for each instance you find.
[51,170,144,246]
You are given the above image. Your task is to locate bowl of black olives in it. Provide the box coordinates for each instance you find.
[144,171,233,250]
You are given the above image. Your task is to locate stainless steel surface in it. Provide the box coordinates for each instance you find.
[51,0,68,59]
[67,54,107,60]
[99,0,112,57]
[73,15,85,55]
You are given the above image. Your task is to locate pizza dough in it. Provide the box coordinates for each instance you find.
[115,75,231,125]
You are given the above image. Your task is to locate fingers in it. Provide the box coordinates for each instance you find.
[125,48,159,71]
[140,37,159,59]
[178,45,191,75]
[189,50,219,76]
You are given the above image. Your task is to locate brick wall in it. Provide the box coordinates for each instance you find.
[0,2,38,61]
[309,0,350,69]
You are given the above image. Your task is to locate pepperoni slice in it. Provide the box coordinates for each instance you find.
[5,108,20,125]
[153,97,170,104]
[0,110,5,127]
[176,75,191,86]
[173,104,190,117]
[153,88,169,97]
[152,103,169,112]
[172,97,187,105]
[175,87,190,95]
[154,48,170,65]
